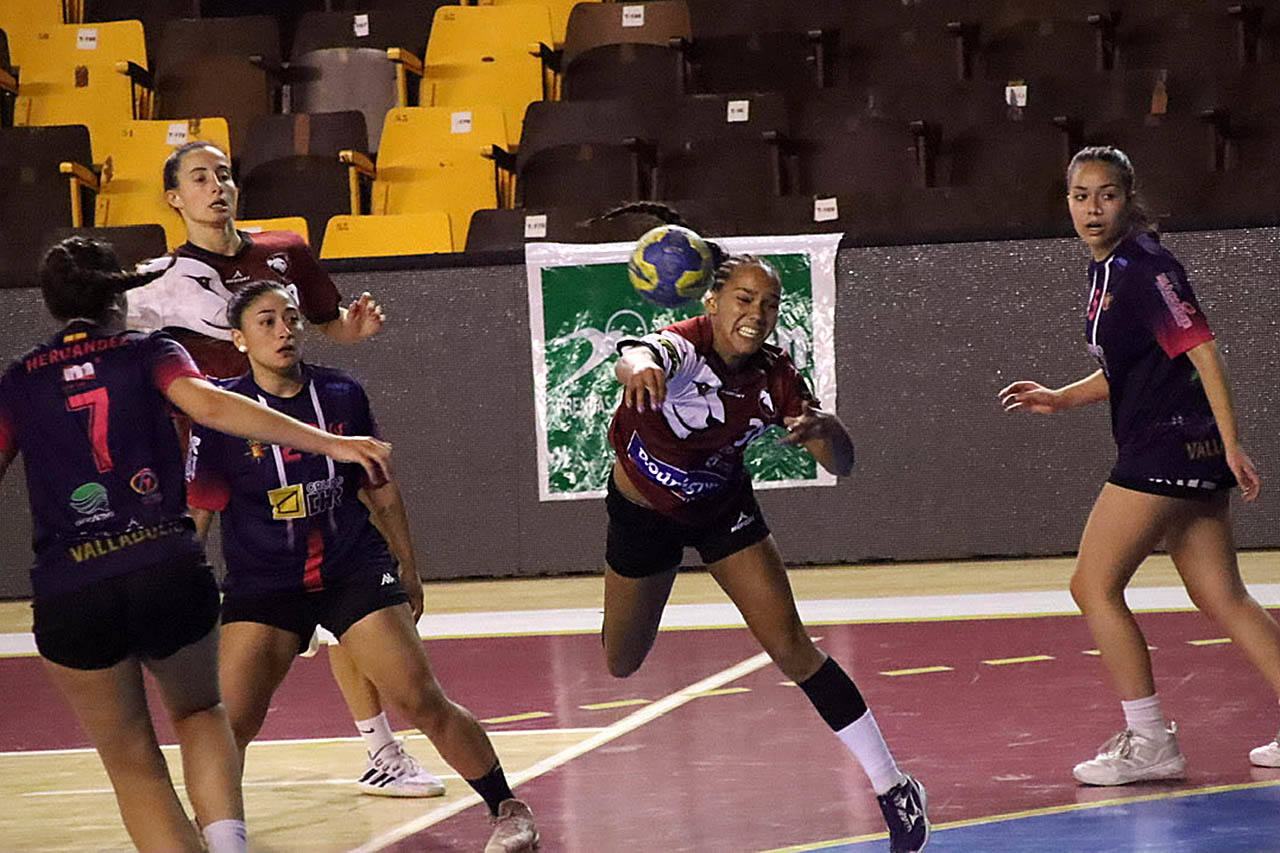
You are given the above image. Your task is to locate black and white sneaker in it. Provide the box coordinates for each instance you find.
[876,774,929,853]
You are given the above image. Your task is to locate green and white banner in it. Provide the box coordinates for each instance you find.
[526,233,841,502]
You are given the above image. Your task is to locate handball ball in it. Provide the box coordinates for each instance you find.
[628,225,714,308]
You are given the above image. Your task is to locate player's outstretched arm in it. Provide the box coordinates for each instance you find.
[1185,340,1261,502]
[778,403,855,476]
[616,345,667,412]
[360,480,424,620]
[165,376,391,486]
[999,370,1109,414]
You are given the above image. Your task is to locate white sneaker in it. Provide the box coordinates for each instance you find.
[484,799,539,853]
[1073,724,1187,786]
[357,740,446,798]
[1250,734,1280,768]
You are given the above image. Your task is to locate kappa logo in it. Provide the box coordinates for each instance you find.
[730,511,755,533]
[62,362,95,382]
[380,572,396,586]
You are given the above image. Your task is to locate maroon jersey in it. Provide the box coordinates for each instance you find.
[608,315,815,523]
[128,230,341,378]
[0,323,205,598]
[1084,233,1217,453]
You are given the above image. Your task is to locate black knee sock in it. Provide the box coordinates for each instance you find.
[466,760,515,817]
[798,655,868,731]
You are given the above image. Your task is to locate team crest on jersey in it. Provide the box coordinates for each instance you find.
[129,468,160,499]
[662,361,726,439]
[246,439,266,460]
[266,253,290,277]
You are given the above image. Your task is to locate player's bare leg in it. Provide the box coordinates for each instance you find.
[601,565,679,678]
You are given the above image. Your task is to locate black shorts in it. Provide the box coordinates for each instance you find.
[605,475,771,578]
[33,556,221,670]
[221,568,409,654]
[1110,430,1237,500]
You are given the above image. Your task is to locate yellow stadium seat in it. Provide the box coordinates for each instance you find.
[239,217,310,245]
[0,0,64,70]
[341,105,507,248]
[389,5,554,143]
[473,0,600,49]
[12,20,153,159]
[320,213,453,258]
[61,118,231,248]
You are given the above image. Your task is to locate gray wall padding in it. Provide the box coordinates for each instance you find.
[1,229,1276,597]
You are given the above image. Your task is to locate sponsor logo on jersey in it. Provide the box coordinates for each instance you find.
[129,468,159,497]
[1154,272,1196,329]
[380,572,396,586]
[266,253,290,276]
[268,476,345,520]
[627,432,726,500]
[730,511,755,533]
[185,434,201,482]
[62,362,95,382]
[226,270,252,287]
[1184,438,1225,460]
[67,519,188,563]
[69,482,115,526]
[246,439,266,460]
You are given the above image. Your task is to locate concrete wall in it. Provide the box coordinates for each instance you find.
[2,229,1276,597]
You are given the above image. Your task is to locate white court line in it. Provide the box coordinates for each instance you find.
[4,585,1279,656]
[22,776,469,798]
[348,650,775,853]
[0,728,606,757]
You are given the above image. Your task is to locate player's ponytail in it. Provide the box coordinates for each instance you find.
[591,202,730,273]
[39,237,163,322]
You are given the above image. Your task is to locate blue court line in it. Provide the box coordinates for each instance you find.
[780,783,1280,853]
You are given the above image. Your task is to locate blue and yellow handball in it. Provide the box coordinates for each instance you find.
[628,225,714,308]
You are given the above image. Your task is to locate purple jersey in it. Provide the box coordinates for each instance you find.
[1084,233,1221,460]
[186,363,381,596]
[0,323,204,598]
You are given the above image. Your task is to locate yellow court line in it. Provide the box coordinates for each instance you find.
[688,687,752,698]
[1188,637,1232,646]
[879,665,954,676]
[350,650,776,853]
[756,779,1280,852]
[479,711,552,724]
[982,655,1055,666]
[579,699,650,711]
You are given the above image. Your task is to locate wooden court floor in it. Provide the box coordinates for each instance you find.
[1,552,1278,852]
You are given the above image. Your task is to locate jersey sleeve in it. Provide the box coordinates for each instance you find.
[184,426,230,511]
[617,328,702,394]
[0,369,17,456]
[1139,261,1214,359]
[771,356,819,422]
[288,237,342,326]
[144,333,205,393]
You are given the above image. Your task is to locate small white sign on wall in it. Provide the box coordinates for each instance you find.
[524,214,548,239]
[726,99,750,123]
[166,123,189,146]
[622,5,645,27]
[813,197,839,222]
[77,28,99,50]
[353,14,370,37]
[451,111,473,134]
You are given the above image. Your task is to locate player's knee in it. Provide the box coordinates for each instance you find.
[392,684,453,733]
[604,646,643,679]
[1069,568,1117,611]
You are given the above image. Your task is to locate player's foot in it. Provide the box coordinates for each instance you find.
[875,774,929,853]
[1073,724,1187,785]
[357,740,446,798]
[484,799,539,853]
[1250,732,1280,768]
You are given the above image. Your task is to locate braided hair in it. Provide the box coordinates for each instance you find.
[39,237,164,322]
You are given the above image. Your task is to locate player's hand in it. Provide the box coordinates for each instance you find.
[344,292,385,340]
[622,363,667,412]
[778,402,837,446]
[329,436,392,487]
[999,380,1063,414]
[1227,446,1262,502]
[401,567,425,622]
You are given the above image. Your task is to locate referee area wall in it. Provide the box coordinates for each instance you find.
[1,229,1276,597]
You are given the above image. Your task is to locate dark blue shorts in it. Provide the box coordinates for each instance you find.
[33,555,220,670]
[605,475,771,578]
[1110,426,1236,500]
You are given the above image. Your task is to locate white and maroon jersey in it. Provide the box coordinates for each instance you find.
[128,230,341,379]
[608,314,815,523]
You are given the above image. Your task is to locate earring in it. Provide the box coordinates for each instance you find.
[237,345,247,353]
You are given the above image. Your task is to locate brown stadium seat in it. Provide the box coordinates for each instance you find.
[560,1,692,101]
[152,16,283,157]
[517,142,653,208]
[1117,6,1267,72]
[787,91,924,195]
[683,0,838,93]
[981,15,1119,80]
[0,124,93,288]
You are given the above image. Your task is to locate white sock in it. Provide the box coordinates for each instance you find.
[202,819,246,853]
[1121,694,1169,739]
[835,710,907,796]
[355,711,397,757]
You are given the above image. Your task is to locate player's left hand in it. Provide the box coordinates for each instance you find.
[344,292,385,340]
[1227,446,1262,502]
[401,568,425,622]
[778,403,837,446]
